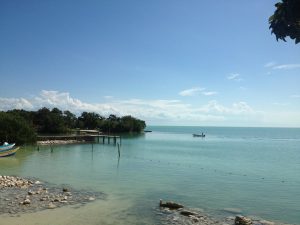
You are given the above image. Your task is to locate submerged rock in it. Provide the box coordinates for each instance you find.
[179,209,198,217]
[160,200,184,209]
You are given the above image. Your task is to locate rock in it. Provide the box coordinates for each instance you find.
[88,197,95,201]
[180,210,198,217]
[190,215,200,223]
[35,181,41,184]
[159,200,184,209]
[235,215,252,225]
[53,198,60,202]
[40,197,47,201]
[48,203,56,209]
[28,190,34,195]
[62,188,69,192]
[23,199,31,205]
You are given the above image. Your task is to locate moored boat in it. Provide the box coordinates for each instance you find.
[0,142,16,151]
[193,133,205,138]
[0,147,19,157]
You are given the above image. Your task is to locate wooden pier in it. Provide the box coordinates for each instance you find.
[37,134,121,145]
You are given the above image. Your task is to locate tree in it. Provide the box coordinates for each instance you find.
[269,0,300,44]
[0,112,36,144]
[34,107,67,134]
[63,110,77,129]
[78,112,103,129]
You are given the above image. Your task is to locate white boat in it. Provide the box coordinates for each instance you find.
[0,142,16,151]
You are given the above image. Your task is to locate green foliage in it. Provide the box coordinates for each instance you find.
[269,0,300,44]
[0,112,37,144]
[0,107,146,144]
[78,112,103,129]
[120,115,146,132]
[63,110,77,129]
[34,107,67,134]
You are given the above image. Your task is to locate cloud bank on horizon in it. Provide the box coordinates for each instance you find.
[1,90,299,127]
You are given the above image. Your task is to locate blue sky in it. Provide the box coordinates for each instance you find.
[0,0,299,127]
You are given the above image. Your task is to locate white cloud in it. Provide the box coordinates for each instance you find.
[264,62,276,68]
[179,87,204,96]
[195,100,255,115]
[272,64,300,70]
[227,73,242,81]
[0,97,33,111]
[202,91,218,96]
[2,90,298,126]
[179,87,218,97]
[262,111,300,127]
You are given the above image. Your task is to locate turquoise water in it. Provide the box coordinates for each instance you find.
[1,126,300,224]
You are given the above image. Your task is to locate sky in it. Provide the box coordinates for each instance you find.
[0,0,299,127]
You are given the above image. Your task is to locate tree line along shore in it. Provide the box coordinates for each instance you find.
[0,108,146,145]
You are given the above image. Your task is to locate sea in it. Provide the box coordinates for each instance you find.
[0,126,299,225]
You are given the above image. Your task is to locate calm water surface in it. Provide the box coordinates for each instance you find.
[1,126,299,225]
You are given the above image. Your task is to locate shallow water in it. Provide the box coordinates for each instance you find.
[0,126,300,224]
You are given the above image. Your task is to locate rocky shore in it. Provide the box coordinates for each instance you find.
[158,200,293,225]
[0,175,105,215]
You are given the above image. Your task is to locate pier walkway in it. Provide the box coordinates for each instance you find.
[37,134,121,145]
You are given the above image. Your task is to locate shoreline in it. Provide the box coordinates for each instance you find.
[0,175,295,225]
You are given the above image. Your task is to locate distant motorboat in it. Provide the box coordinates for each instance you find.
[0,146,19,157]
[0,142,15,151]
[144,130,152,133]
[193,133,205,138]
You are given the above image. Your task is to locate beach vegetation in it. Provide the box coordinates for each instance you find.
[0,112,37,144]
[0,108,146,143]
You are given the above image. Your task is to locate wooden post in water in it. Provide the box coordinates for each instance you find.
[102,136,105,144]
[120,136,122,146]
[108,137,110,144]
[113,136,117,145]
[117,143,120,158]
